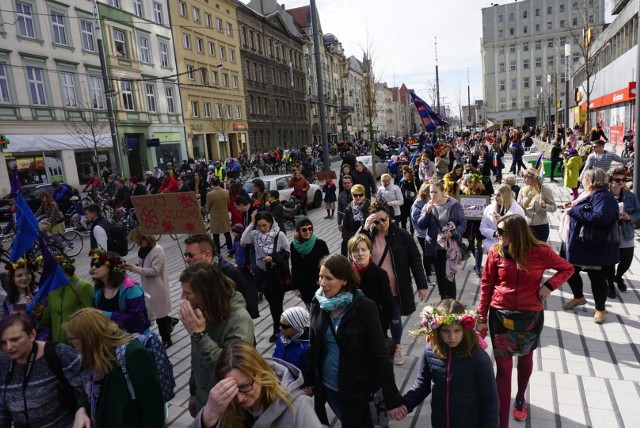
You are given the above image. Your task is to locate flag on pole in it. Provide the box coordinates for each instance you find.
[534,152,545,183]
[27,236,70,312]
[216,63,223,69]
[410,90,448,132]
[9,193,39,263]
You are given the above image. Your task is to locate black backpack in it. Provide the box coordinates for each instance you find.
[108,222,129,257]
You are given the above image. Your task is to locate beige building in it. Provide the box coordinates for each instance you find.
[170,0,248,160]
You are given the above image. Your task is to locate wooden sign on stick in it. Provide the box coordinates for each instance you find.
[130,192,207,235]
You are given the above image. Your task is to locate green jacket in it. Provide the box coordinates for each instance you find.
[38,274,94,343]
[95,340,165,427]
[189,291,255,411]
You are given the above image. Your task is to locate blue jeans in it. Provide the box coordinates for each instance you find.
[390,296,402,345]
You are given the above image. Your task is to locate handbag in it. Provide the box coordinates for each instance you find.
[270,233,293,290]
[578,219,619,244]
[456,239,471,262]
[368,387,390,428]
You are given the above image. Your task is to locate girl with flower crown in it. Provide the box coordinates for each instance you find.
[2,257,38,316]
[396,299,498,427]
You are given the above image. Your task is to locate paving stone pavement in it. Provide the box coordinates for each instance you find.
[59,159,640,428]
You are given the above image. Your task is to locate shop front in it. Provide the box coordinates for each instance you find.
[580,82,636,147]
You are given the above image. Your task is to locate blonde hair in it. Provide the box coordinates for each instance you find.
[494,184,514,213]
[64,308,131,377]
[582,167,608,191]
[127,228,157,247]
[522,168,542,195]
[351,184,366,195]
[381,173,392,182]
[417,182,430,201]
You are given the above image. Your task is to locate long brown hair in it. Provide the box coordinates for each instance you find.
[492,214,543,271]
[429,299,479,359]
[179,263,235,325]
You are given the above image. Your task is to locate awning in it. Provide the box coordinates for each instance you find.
[6,133,112,153]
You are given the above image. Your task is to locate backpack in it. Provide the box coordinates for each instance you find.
[108,222,129,256]
[116,332,176,402]
[512,144,524,158]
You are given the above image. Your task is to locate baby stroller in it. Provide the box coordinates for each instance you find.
[283,195,304,230]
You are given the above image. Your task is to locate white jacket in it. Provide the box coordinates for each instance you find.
[375,184,404,216]
[479,201,525,253]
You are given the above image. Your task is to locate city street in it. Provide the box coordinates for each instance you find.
[27,160,640,428]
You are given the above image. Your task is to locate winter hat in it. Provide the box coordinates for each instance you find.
[129,176,138,185]
[295,217,312,232]
[282,307,310,332]
[231,223,245,234]
[568,148,578,156]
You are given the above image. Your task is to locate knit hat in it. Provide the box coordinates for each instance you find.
[568,148,578,156]
[282,307,310,332]
[231,223,245,234]
[295,217,312,232]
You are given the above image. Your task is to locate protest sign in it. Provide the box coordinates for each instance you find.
[131,192,207,235]
[457,195,491,220]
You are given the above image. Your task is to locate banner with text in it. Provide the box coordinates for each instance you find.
[130,192,207,235]
[457,195,491,220]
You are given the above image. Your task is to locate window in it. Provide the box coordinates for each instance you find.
[511,98,517,108]
[523,25,528,34]
[183,33,191,49]
[509,44,515,54]
[547,22,552,31]
[523,10,528,18]
[114,29,127,58]
[51,11,68,45]
[205,13,211,27]
[499,46,505,55]
[211,71,218,85]
[498,29,504,37]
[215,103,222,118]
[560,37,566,45]
[226,23,233,36]
[191,100,199,117]
[509,28,514,35]
[535,58,542,67]
[139,36,150,63]
[560,20,565,28]
[573,53,579,63]
[204,102,211,118]
[524,97,530,108]
[0,64,11,103]
[524,77,530,88]
[561,73,566,83]
[178,1,186,16]
[572,17,578,26]
[499,80,505,91]
[226,104,232,119]
[547,6,552,14]
[16,2,35,38]
[165,87,175,113]
[230,49,235,62]
[498,14,503,23]
[26,66,46,105]
[153,2,163,24]
[89,75,104,109]
[547,39,554,48]
[108,0,120,7]
[80,20,95,51]
[509,12,514,21]
[159,42,169,67]
[186,65,194,80]
[192,7,200,22]
[196,38,203,53]
[133,0,143,18]
[219,46,225,59]
[535,76,542,87]
[510,61,516,71]
[535,24,540,32]
[59,72,77,107]
[499,63,505,72]
[200,68,207,83]
[499,99,506,109]
[235,105,241,119]
[523,59,529,69]
[145,84,156,112]
[120,81,134,111]
[208,42,215,56]
[559,3,565,12]
[523,42,529,52]
[535,8,539,17]
[547,56,554,66]
[535,41,541,50]
[510,79,516,90]
[216,18,223,32]
[232,75,238,88]
[222,73,228,87]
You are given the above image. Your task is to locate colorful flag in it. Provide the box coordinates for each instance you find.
[10,165,21,194]
[410,91,448,132]
[27,236,70,312]
[216,63,223,68]
[9,193,39,262]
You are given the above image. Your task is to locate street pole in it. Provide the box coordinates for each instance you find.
[565,43,571,134]
[92,0,122,176]
[289,62,299,146]
[633,13,640,195]
[467,68,471,129]
[309,0,330,172]
[547,75,552,140]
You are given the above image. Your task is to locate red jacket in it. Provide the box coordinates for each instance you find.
[477,244,574,320]
[157,175,178,193]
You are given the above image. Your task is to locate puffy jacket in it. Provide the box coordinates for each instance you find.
[478,245,574,321]
[272,330,310,378]
[403,344,498,428]
[93,276,150,334]
[417,197,467,258]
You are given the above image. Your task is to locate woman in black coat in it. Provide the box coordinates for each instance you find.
[341,184,370,254]
[306,254,404,427]
[290,218,329,307]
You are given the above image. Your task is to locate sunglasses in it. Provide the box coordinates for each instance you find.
[237,379,254,394]
[373,217,388,225]
[612,178,627,183]
[299,227,313,233]
[496,227,506,236]
[183,251,203,259]
[352,193,364,198]
[91,262,104,268]
[279,323,293,330]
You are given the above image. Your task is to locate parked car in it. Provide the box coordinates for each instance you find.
[356,155,389,178]
[0,183,75,221]
[242,174,323,208]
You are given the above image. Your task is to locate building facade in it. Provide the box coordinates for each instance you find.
[481,0,606,128]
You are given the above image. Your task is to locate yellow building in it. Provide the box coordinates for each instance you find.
[170,0,248,160]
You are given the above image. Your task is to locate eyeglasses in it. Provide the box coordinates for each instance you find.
[352,193,364,198]
[279,323,293,330]
[237,379,254,394]
[299,227,313,233]
[496,227,506,236]
[90,262,104,268]
[612,178,627,183]
[373,217,388,225]
[183,251,204,259]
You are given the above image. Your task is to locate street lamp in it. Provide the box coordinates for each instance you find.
[565,43,571,134]
[547,74,552,140]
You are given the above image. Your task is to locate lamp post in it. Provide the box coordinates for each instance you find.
[547,75,552,140]
[289,62,299,147]
[565,43,571,134]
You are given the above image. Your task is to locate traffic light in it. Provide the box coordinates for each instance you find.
[0,135,9,150]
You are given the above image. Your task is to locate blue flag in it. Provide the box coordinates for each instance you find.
[410,91,448,132]
[27,236,69,312]
[10,166,21,194]
[9,193,39,263]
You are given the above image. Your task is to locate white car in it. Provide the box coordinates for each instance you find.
[356,155,388,178]
[242,174,323,208]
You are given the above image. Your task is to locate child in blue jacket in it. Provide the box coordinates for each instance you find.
[272,306,309,381]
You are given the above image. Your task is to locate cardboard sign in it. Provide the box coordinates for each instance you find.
[130,192,207,235]
[316,171,337,181]
[457,195,491,220]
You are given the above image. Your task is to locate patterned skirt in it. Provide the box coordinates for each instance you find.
[489,307,544,357]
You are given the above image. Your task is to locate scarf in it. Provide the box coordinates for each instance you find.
[293,234,317,256]
[314,288,354,312]
[437,221,462,281]
[559,190,592,243]
[252,224,281,255]
[351,200,365,223]
[352,260,371,276]
[138,245,152,262]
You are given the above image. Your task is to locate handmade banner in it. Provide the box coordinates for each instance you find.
[316,170,337,181]
[130,192,207,235]
[457,195,491,220]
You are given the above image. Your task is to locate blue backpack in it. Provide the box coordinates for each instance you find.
[116,332,176,402]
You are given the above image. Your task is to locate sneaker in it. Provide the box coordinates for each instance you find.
[615,277,627,292]
[563,297,587,309]
[393,345,404,365]
[607,289,616,299]
[513,397,527,421]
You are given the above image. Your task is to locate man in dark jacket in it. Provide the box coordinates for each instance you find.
[267,190,286,232]
[352,161,376,199]
[337,175,353,256]
[125,176,147,210]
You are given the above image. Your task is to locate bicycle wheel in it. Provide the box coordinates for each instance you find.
[81,197,93,209]
[62,230,83,257]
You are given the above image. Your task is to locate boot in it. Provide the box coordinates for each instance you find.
[593,310,606,324]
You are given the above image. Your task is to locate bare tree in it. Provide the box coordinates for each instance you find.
[361,50,379,179]
[64,105,110,178]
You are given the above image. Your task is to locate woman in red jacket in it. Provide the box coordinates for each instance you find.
[476,214,573,428]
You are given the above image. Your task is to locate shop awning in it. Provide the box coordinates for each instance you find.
[6,133,112,153]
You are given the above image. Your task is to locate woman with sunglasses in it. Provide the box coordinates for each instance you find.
[340,184,370,256]
[477,214,573,427]
[516,168,557,242]
[193,340,322,428]
[89,248,150,334]
[290,218,329,307]
[364,202,428,365]
[604,167,640,296]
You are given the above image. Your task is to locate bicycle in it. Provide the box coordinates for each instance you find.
[38,228,84,257]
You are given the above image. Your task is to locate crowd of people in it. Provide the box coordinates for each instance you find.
[0,124,637,428]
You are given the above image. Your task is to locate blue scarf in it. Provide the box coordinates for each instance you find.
[314,288,354,312]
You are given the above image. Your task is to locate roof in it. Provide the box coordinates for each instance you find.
[287,5,311,29]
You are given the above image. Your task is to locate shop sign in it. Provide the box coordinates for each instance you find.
[581,81,637,110]
[146,138,160,147]
[130,192,207,235]
[232,123,248,130]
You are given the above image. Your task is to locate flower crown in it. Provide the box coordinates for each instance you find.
[55,255,75,272]
[609,166,632,179]
[411,305,477,338]
[89,248,125,272]
[4,256,41,274]
[467,173,483,183]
